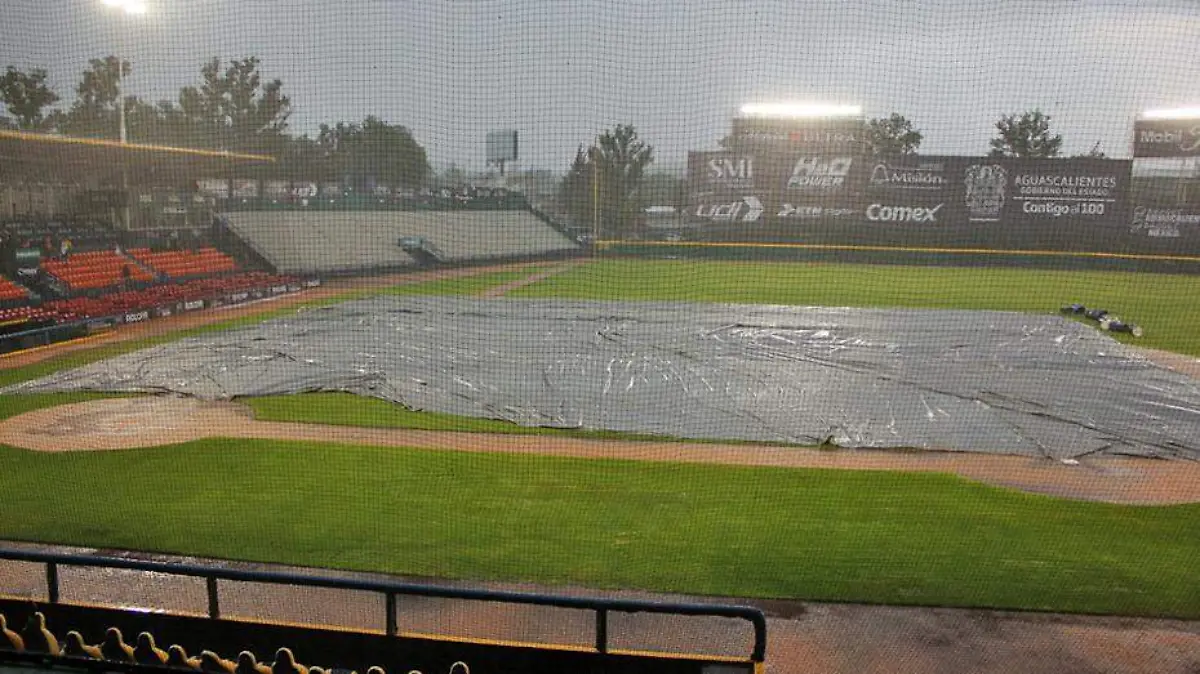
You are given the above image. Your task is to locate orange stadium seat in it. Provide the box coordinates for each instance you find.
[45,250,154,291]
[132,247,238,278]
[0,276,28,302]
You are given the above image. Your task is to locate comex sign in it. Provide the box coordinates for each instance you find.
[866,203,943,223]
[694,196,764,222]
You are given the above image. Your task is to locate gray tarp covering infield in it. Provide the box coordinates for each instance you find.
[7,296,1200,460]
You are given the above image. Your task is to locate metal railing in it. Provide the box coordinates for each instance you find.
[0,547,767,664]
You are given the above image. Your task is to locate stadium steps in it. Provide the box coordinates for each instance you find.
[222,209,580,274]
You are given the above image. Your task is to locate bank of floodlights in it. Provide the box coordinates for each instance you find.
[1140,107,1200,120]
[101,0,147,15]
[738,103,863,119]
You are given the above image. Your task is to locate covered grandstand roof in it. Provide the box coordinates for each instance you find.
[0,130,273,184]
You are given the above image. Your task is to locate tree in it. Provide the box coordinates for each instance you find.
[178,57,290,152]
[559,125,654,237]
[0,67,59,130]
[317,116,430,189]
[866,113,922,155]
[558,146,593,228]
[989,110,1063,158]
[438,164,468,187]
[50,56,130,139]
[1073,141,1106,159]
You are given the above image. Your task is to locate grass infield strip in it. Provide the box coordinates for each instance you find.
[0,431,1197,618]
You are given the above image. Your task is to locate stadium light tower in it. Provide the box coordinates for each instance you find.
[738,103,863,119]
[100,0,147,144]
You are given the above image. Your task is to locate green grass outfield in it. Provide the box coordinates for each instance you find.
[3,260,1200,617]
[244,393,718,443]
[513,259,1200,356]
[0,397,1197,618]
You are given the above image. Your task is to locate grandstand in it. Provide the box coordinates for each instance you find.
[42,250,156,291]
[128,247,238,278]
[223,210,580,274]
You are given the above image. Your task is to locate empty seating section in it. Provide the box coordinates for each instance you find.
[224,210,579,274]
[129,247,237,278]
[46,272,295,319]
[0,611,404,674]
[43,251,155,291]
[0,277,27,302]
[0,306,70,329]
[0,273,297,336]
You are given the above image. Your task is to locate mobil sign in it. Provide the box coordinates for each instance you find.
[1133,119,1200,158]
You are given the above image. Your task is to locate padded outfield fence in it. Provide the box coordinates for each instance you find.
[0,548,767,674]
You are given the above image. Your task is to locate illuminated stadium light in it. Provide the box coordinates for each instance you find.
[102,0,147,15]
[738,103,862,119]
[1140,107,1200,120]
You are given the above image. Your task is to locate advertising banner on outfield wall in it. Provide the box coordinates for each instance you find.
[979,157,1128,220]
[685,154,1151,252]
[1133,119,1200,158]
[688,151,757,193]
[1130,205,1200,240]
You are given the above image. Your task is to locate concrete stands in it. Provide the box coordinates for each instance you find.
[223,210,579,274]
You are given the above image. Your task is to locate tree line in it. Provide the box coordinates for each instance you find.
[556,110,1094,237]
[0,58,432,187]
[0,59,1102,236]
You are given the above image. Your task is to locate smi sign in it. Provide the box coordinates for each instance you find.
[688,152,756,188]
[708,156,753,181]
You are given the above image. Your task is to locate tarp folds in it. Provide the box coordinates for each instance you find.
[8,297,1199,460]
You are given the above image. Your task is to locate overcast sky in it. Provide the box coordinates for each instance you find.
[3,0,1200,172]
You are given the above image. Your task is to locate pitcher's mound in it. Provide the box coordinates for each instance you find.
[0,396,250,451]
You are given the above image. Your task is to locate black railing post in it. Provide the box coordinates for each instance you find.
[0,547,767,665]
[385,592,397,637]
[594,608,608,654]
[206,576,220,619]
[45,563,59,604]
[750,612,767,664]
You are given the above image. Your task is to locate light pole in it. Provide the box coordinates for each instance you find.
[99,0,145,230]
[100,0,146,144]
[588,140,604,248]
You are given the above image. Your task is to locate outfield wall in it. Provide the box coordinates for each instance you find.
[686,154,1200,257]
[599,240,1200,274]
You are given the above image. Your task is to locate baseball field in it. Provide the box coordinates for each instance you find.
[1,259,1199,619]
